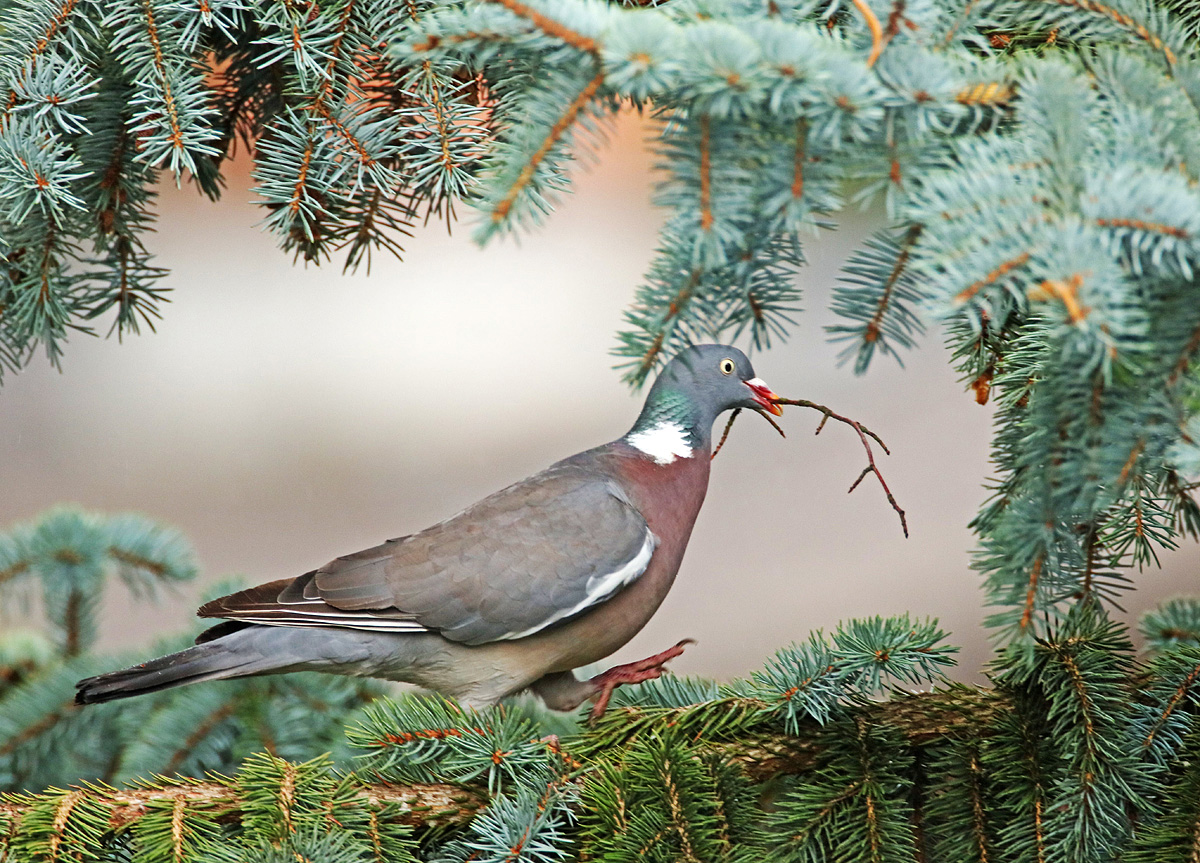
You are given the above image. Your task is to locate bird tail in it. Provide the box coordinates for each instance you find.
[75,623,277,705]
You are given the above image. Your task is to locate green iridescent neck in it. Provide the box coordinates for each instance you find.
[627,387,706,447]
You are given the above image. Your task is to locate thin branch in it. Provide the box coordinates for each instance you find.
[711,407,785,460]
[772,397,907,537]
[0,781,486,833]
[482,0,599,53]
[1141,661,1200,752]
[489,68,605,222]
[850,0,886,66]
[790,120,806,200]
[2,0,81,119]
[141,0,186,158]
[1095,217,1189,239]
[711,408,741,460]
[1018,554,1044,634]
[865,224,921,345]
[1034,0,1176,64]
[753,407,787,439]
[955,253,1030,304]
[1169,321,1200,385]
[699,115,713,231]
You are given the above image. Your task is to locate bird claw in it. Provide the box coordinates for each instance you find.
[586,638,695,722]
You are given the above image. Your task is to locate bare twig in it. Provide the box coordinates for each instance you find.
[753,407,788,440]
[711,407,786,460]
[712,408,741,460]
[773,397,908,537]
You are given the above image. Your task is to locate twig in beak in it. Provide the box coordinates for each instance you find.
[752,407,787,439]
[775,397,891,455]
[772,397,908,538]
[712,409,742,460]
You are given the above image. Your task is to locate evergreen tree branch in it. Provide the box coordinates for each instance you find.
[481,0,599,53]
[0,778,486,832]
[486,66,604,224]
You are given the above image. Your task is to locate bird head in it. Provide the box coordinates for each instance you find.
[650,344,782,420]
[626,345,783,458]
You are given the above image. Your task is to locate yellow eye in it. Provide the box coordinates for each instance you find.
[719,358,735,375]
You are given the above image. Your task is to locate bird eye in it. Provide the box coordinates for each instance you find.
[719,358,735,375]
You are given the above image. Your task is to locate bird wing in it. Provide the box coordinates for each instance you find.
[198,465,657,645]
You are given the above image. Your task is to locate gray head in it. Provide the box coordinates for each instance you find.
[627,344,781,454]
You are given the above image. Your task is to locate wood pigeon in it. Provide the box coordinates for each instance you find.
[76,344,782,716]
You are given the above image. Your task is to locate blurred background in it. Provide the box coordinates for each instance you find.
[2,111,1197,685]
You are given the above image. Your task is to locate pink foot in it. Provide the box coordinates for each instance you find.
[587,639,695,721]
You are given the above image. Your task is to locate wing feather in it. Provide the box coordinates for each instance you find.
[198,464,655,645]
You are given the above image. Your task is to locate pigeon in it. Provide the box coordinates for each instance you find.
[76,344,781,715]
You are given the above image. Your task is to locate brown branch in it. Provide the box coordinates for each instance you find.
[711,408,741,460]
[108,548,168,577]
[790,120,806,200]
[967,747,990,863]
[0,560,29,586]
[1019,554,1044,634]
[3,0,80,119]
[699,115,713,231]
[0,781,485,835]
[169,796,185,863]
[164,703,237,775]
[865,224,921,345]
[1168,321,1200,385]
[483,0,598,52]
[884,0,912,41]
[772,398,907,537]
[1117,438,1145,486]
[0,700,77,757]
[1096,217,1189,239]
[303,2,380,171]
[1027,274,1088,323]
[955,253,1031,304]
[753,407,787,439]
[1141,661,1200,752]
[288,136,316,215]
[1024,0,1176,64]
[849,0,886,66]
[490,68,604,222]
[141,0,186,158]
[63,590,81,657]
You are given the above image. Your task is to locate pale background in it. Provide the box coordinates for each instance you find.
[2,112,1197,684]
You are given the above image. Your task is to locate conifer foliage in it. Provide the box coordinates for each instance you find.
[4,509,1200,862]
[0,508,384,794]
[4,0,1199,658]
[5,0,1200,860]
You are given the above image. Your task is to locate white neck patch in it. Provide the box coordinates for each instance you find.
[625,421,694,465]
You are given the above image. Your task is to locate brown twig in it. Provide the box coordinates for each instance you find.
[772,397,908,537]
[849,0,886,66]
[711,407,786,460]
[711,408,741,460]
[753,407,787,440]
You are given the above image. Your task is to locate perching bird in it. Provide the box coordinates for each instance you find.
[76,344,781,716]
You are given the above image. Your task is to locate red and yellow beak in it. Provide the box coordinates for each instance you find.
[745,378,783,416]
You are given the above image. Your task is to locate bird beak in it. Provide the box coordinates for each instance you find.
[745,378,783,416]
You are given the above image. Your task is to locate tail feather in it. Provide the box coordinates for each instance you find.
[75,636,271,705]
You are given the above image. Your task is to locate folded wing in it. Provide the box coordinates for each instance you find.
[199,465,656,645]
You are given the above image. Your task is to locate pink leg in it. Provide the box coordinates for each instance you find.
[586,639,695,721]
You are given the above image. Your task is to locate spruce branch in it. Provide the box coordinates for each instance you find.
[0,777,484,833]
